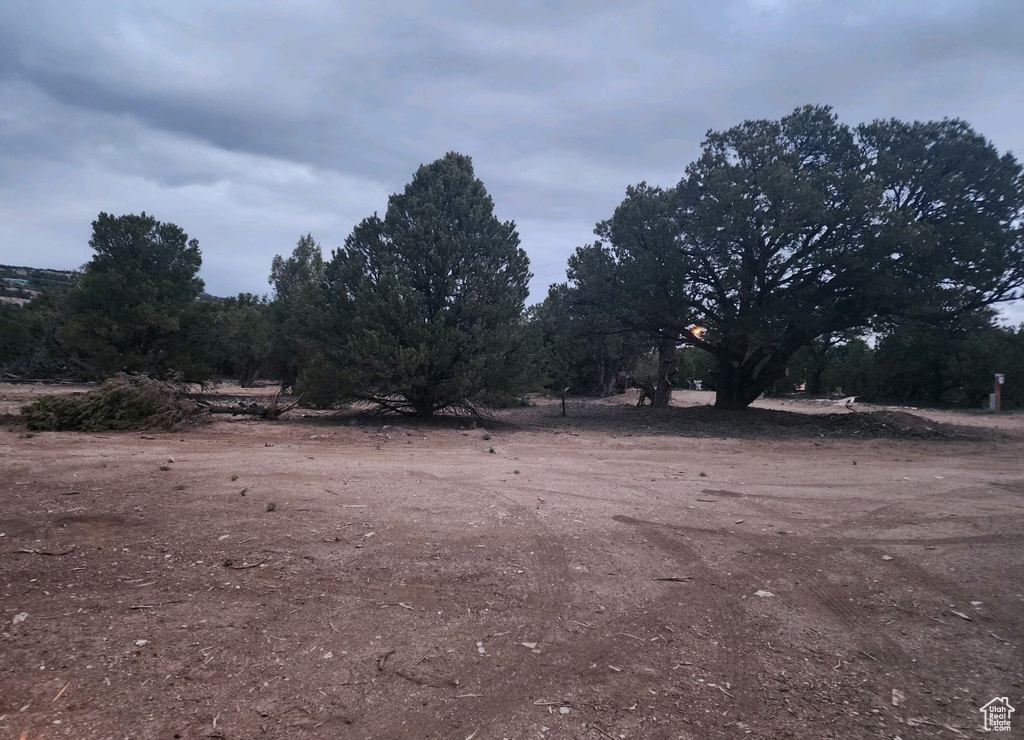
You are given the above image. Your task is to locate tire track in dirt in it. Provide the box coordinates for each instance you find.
[612,513,923,682]
[611,514,762,721]
[844,533,1022,547]
[849,542,1024,633]
[781,548,913,669]
[728,512,1021,677]
[359,500,588,738]
[602,504,1021,644]
[367,502,759,738]
[764,529,1023,731]
[989,479,1024,494]
[816,500,916,535]
[690,489,818,529]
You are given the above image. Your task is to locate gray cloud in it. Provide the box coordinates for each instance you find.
[1,0,1022,323]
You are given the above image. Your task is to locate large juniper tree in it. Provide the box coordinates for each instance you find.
[674,106,883,408]
[572,106,1024,409]
[318,153,531,417]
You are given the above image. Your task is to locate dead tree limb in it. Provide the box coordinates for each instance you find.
[200,393,301,419]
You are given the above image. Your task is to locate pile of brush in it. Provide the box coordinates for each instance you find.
[21,374,203,432]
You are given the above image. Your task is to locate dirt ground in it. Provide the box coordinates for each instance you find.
[1,384,1021,739]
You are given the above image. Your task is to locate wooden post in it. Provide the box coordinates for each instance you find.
[995,373,1005,414]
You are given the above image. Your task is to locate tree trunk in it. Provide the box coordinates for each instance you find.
[279,365,298,394]
[238,359,260,388]
[413,399,435,419]
[806,363,825,396]
[651,336,677,408]
[929,370,947,404]
[711,347,790,410]
[597,364,617,397]
[804,340,829,396]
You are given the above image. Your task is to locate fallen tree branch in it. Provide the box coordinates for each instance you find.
[198,388,303,420]
[202,399,301,419]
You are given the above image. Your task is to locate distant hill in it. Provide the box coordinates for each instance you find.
[0,264,78,305]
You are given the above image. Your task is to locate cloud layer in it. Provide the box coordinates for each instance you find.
[2,0,1022,320]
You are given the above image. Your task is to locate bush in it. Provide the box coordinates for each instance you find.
[21,374,202,431]
[294,356,353,409]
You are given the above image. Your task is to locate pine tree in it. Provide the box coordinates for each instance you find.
[59,212,204,378]
[318,153,531,417]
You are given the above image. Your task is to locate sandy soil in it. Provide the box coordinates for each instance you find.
[1,384,1021,739]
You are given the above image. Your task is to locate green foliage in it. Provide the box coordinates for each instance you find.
[674,106,883,408]
[294,355,353,408]
[169,300,219,382]
[859,119,1024,319]
[311,153,531,417]
[0,286,76,378]
[214,294,272,386]
[770,332,862,396]
[768,320,1024,409]
[268,234,327,390]
[58,213,205,379]
[173,294,272,386]
[594,183,686,337]
[827,338,877,398]
[630,345,715,390]
[5,111,1021,410]
[21,374,202,431]
[676,346,715,387]
[0,303,31,367]
[569,106,1024,410]
[996,326,1024,409]
[872,317,1015,406]
[533,264,646,397]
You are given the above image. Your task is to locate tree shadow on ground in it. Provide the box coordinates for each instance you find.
[501,400,986,440]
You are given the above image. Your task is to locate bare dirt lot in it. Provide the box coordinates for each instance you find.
[1,385,1021,739]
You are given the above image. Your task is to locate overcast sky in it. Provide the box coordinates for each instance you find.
[1,0,1022,321]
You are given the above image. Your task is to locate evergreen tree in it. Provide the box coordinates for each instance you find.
[0,288,72,378]
[570,107,1024,409]
[315,153,531,417]
[535,267,646,398]
[58,213,204,378]
[267,234,327,390]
